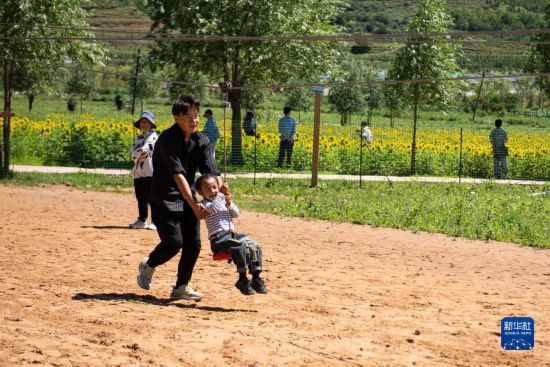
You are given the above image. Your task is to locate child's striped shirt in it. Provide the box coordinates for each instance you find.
[202,193,240,238]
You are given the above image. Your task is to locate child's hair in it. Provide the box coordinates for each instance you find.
[172,93,200,116]
[195,173,218,192]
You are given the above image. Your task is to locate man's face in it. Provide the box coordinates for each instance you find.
[174,107,199,135]
[198,177,219,201]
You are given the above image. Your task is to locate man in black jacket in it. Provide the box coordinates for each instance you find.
[137,94,222,300]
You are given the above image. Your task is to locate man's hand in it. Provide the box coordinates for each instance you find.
[190,202,206,220]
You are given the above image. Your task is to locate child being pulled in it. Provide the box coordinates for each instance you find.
[195,174,268,295]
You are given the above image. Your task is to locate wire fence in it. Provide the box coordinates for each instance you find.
[4,105,549,182]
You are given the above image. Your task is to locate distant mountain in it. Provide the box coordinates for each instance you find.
[337,0,547,34]
[83,0,546,77]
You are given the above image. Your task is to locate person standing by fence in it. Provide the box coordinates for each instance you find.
[202,109,221,159]
[277,106,296,168]
[489,118,508,179]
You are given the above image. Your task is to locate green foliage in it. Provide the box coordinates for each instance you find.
[66,65,97,99]
[328,59,375,124]
[525,1,550,99]
[387,0,463,174]
[285,87,312,113]
[43,124,129,168]
[227,179,550,248]
[141,0,346,162]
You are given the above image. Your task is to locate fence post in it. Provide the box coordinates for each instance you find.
[472,71,485,124]
[310,87,326,188]
[131,48,141,116]
[459,127,463,184]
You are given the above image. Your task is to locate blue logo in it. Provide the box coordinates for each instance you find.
[501,317,534,350]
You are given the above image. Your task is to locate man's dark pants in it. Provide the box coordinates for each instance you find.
[277,139,294,168]
[147,203,201,288]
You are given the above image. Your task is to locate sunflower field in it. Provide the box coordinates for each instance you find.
[6,114,549,180]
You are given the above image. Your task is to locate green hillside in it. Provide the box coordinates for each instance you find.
[83,0,546,78]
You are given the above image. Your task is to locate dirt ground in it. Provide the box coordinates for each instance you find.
[0,185,548,367]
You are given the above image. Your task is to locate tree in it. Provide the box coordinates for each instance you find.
[0,0,105,169]
[364,73,382,126]
[241,87,266,111]
[141,0,345,164]
[11,62,45,111]
[383,82,404,128]
[387,0,462,174]
[328,85,364,125]
[66,65,97,114]
[127,65,159,113]
[525,1,550,104]
[286,87,311,124]
[327,59,369,125]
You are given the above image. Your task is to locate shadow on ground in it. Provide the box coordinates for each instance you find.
[72,292,257,313]
[81,225,132,230]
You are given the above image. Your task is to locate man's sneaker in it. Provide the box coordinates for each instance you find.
[147,223,157,231]
[251,277,268,294]
[129,220,148,229]
[170,284,204,301]
[235,278,255,296]
[137,257,155,290]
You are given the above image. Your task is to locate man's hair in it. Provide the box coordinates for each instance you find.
[172,93,200,116]
[283,106,291,115]
[495,119,503,127]
[204,109,213,116]
[195,173,218,192]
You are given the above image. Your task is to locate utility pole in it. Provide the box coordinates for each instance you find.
[131,48,141,116]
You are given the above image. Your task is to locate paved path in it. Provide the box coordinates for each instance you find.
[10,164,547,185]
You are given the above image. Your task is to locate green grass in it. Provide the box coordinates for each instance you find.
[1,171,548,248]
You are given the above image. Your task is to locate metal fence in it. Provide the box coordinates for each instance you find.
[4,108,549,183]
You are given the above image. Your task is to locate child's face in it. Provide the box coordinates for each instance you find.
[139,119,153,132]
[198,177,219,201]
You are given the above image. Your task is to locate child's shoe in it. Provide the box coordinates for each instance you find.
[250,277,268,294]
[235,278,255,295]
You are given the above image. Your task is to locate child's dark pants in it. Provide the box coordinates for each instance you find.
[133,177,152,221]
[209,230,263,274]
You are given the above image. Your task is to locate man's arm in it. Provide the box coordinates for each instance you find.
[173,173,205,219]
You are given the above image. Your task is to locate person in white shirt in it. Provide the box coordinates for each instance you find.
[129,111,158,230]
[195,173,268,296]
[361,121,373,145]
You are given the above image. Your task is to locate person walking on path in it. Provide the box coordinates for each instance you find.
[277,106,296,168]
[489,118,509,179]
[202,109,221,159]
[129,111,158,230]
[137,94,222,301]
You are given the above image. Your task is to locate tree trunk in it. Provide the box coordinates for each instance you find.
[3,60,13,170]
[80,96,83,114]
[28,94,35,111]
[390,106,394,128]
[410,95,418,175]
[228,88,243,165]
